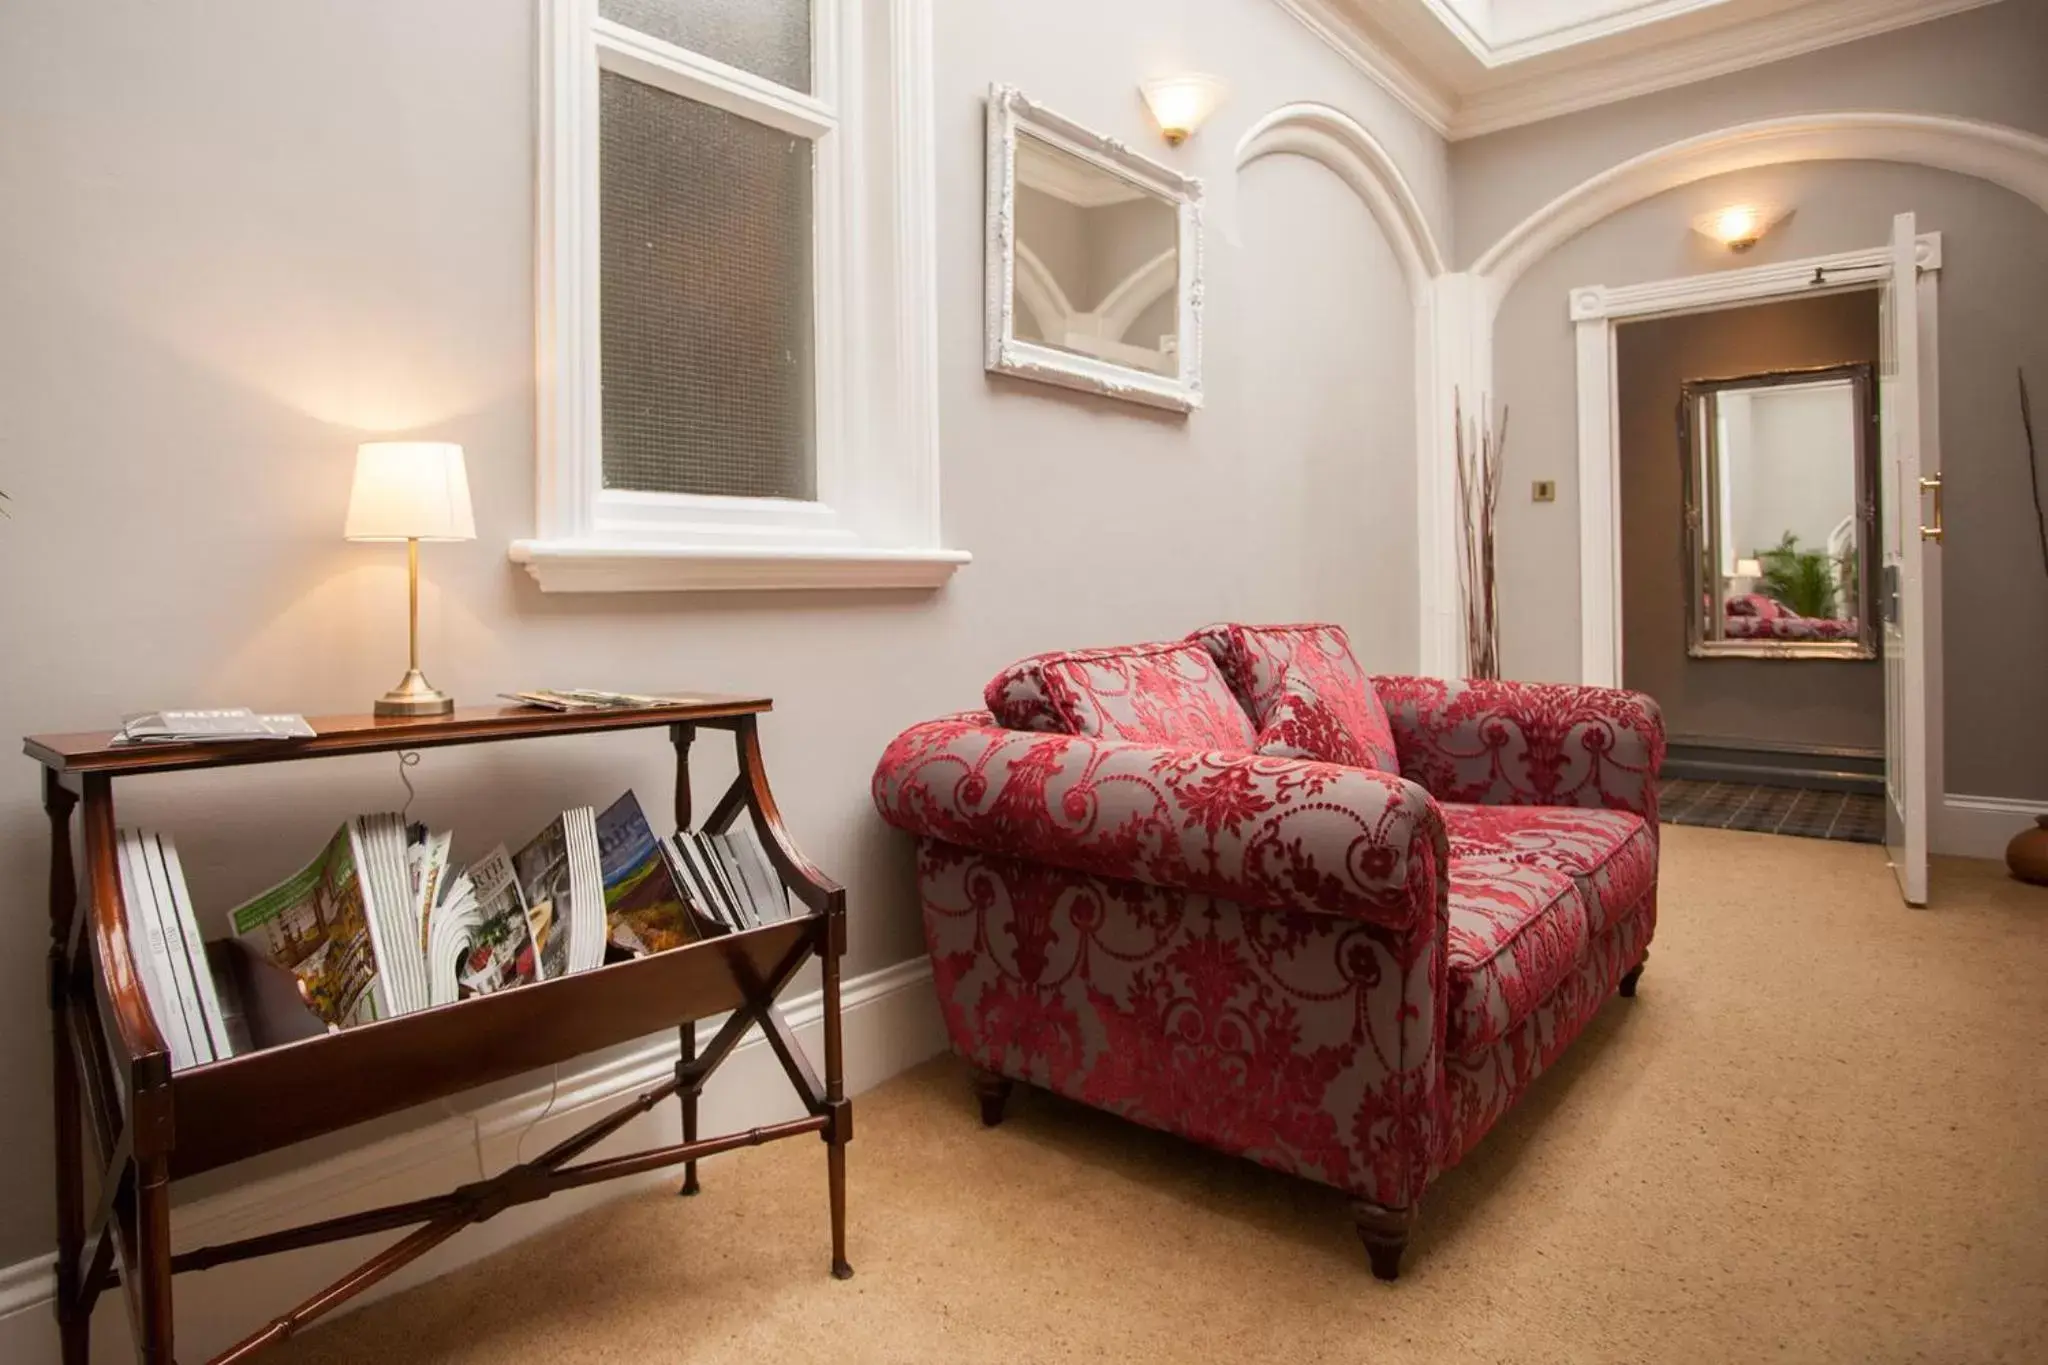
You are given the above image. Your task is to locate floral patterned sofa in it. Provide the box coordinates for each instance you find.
[870,623,1664,1279]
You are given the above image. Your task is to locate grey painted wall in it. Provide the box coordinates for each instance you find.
[0,0,1443,1269]
[1464,0,2048,802]
[1615,292,1884,752]
[1451,0,2048,265]
[1490,161,2048,799]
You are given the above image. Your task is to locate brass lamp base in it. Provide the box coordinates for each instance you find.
[373,668,455,717]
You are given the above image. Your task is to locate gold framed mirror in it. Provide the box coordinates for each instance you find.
[1680,363,1879,660]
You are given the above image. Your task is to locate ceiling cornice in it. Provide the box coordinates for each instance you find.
[1271,0,2009,142]
[1453,0,2007,139]
[1271,0,1454,136]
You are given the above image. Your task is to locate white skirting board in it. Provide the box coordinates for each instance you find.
[1935,793,2048,862]
[0,955,946,1365]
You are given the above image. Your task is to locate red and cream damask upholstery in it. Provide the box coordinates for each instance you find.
[876,627,1663,1278]
[983,640,1259,754]
[1442,804,1657,937]
[872,714,1445,930]
[1372,675,1665,821]
[1191,622,1402,773]
[1444,859,1586,1053]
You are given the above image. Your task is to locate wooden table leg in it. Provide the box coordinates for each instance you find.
[46,775,88,1365]
[822,910,851,1281]
[676,1022,700,1196]
[671,722,702,1197]
[136,1154,174,1362]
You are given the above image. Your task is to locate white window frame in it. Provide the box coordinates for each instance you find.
[515,0,967,592]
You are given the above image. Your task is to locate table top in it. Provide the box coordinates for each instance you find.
[24,695,773,776]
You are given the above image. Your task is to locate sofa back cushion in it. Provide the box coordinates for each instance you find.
[983,641,1259,752]
[1191,622,1401,773]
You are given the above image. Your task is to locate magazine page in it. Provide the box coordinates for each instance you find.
[595,793,696,956]
[461,845,537,995]
[707,835,763,931]
[659,838,728,937]
[425,872,480,1008]
[119,829,200,1069]
[513,814,583,981]
[727,821,792,923]
[568,809,606,973]
[346,818,406,1019]
[670,834,736,934]
[411,830,453,958]
[143,833,217,1064]
[228,824,381,1030]
[159,834,232,1059]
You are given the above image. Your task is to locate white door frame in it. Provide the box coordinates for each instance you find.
[1567,233,1943,688]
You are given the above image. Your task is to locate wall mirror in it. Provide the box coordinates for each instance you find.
[1681,363,1879,660]
[985,84,1204,412]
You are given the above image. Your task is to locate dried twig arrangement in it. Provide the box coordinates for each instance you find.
[2021,369,2046,584]
[1455,389,1509,680]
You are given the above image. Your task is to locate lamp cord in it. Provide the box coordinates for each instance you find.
[396,749,422,820]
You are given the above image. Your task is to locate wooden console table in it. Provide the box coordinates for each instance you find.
[26,698,852,1364]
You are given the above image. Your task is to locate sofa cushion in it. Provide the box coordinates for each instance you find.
[1446,859,1590,1053]
[983,641,1259,753]
[1442,803,1655,937]
[1190,623,1401,773]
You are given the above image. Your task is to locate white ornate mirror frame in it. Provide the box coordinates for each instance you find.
[984,83,1205,412]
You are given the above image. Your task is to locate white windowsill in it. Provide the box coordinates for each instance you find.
[508,539,972,593]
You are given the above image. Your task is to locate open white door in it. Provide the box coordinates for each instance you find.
[1881,211,1934,906]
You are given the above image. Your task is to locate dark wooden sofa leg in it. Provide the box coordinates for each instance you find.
[1351,1201,1414,1282]
[1619,951,1648,998]
[974,1069,1014,1127]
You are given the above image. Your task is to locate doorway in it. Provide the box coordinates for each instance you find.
[1616,291,1885,841]
[1569,229,1945,898]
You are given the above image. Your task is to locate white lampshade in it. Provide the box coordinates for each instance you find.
[1691,203,1788,251]
[344,442,476,542]
[1138,74,1229,145]
[1734,557,1765,577]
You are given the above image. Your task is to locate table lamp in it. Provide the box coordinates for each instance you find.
[345,441,475,716]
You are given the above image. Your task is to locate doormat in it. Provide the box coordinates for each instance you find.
[1658,778,1885,845]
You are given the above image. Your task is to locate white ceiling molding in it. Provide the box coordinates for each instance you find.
[1268,0,1455,136]
[1473,111,2048,304]
[1453,0,2007,138]
[1422,0,1750,66]
[1236,103,1447,290]
[1269,0,2007,140]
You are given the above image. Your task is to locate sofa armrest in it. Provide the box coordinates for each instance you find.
[873,713,1447,930]
[1371,676,1666,819]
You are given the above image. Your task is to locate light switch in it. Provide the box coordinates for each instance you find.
[1532,480,1557,503]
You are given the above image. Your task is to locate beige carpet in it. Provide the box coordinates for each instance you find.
[273,826,2048,1364]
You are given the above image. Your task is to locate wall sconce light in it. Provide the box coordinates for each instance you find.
[1692,203,1788,252]
[1139,74,1229,146]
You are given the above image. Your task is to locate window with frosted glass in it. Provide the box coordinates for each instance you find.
[598,72,816,501]
[600,0,812,93]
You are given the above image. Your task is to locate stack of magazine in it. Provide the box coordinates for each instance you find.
[116,791,794,1068]
[116,829,232,1071]
[661,827,790,934]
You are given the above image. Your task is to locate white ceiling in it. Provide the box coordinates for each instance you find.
[1275,0,2006,139]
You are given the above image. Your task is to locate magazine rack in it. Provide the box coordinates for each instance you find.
[26,697,851,1364]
